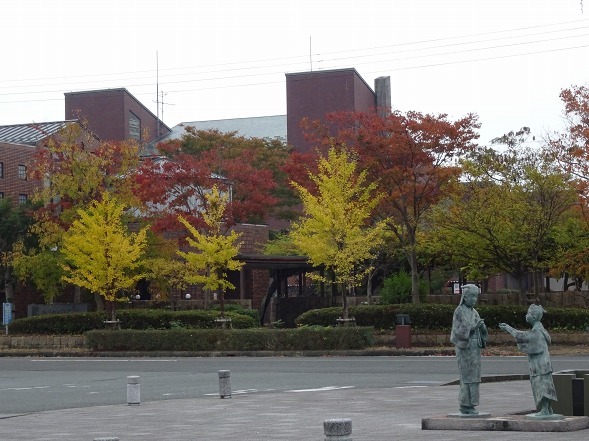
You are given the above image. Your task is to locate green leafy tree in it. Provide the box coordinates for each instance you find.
[289,147,386,319]
[177,186,244,318]
[61,193,148,321]
[548,215,589,289]
[433,129,576,299]
[11,246,65,303]
[0,199,35,303]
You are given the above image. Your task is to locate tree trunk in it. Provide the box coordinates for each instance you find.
[105,299,116,321]
[340,282,349,320]
[366,268,374,305]
[94,293,105,311]
[74,286,81,304]
[409,248,420,304]
[204,288,211,309]
[219,292,225,318]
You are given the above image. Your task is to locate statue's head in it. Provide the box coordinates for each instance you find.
[527,304,546,323]
[460,284,480,307]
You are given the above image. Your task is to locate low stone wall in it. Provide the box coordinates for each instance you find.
[346,292,589,307]
[428,291,589,307]
[0,335,85,350]
[374,331,588,347]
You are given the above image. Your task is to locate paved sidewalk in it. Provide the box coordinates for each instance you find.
[1,381,587,441]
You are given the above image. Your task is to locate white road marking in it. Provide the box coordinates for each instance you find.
[30,359,178,362]
[287,386,355,393]
[1,386,51,391]
[203,388,276,396]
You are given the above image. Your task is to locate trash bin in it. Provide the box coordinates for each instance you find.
[395,314,411,349]
[552,370,589,416]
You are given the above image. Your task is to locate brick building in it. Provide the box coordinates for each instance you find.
[286,68,390,152]
[0,120,99,204]
[65,88,171,143]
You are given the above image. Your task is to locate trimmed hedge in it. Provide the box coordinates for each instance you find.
[85,326,375,352]
[295,304,589,331]
[8,309,256,335]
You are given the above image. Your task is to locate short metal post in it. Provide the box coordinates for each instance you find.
[218,370,231,399]
[127,375,140,405]
[324,418,352,441]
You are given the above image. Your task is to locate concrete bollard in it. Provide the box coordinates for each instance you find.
[127,375,140,405]
[324,418,352,441]
[218,370,231,399]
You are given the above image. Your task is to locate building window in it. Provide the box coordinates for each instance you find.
[0,192,4,199]
[18,194,27,204]
[0,162,4,178]
[129,111,141,141]
[18,164,27,180]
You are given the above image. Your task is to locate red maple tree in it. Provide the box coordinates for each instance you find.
[134,129,285,234]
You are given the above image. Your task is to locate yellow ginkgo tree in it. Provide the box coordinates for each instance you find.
[177,186,244,319]
[290,147,386,320]
[61,192,148,322]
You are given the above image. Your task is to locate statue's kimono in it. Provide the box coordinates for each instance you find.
[450,290,488,410]
[512,322,558,407]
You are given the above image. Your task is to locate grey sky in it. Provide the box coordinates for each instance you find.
[1,0,587,146]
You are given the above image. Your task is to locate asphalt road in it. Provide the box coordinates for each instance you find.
[1,355,588,414]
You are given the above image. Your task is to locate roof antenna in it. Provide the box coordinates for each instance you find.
[309,36,313,71]
[156,50,160,138]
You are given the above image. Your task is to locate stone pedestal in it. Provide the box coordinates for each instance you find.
[422,414,589,431]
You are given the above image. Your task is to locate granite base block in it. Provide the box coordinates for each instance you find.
[422,414,589,432]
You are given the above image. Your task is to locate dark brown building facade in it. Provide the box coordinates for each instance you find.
[0,121,99,205]
[286,68,389,153]
[65,88,171,143]
[0,142,36,204]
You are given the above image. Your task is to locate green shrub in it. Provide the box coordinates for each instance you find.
[8,312,107,335]
[380,271,412,304]
[85,326,375,351]
[9,309,256,334]
[116,309,256,330]
[380,271,428,304]
[211,304,260,322]
[295,304,589,331]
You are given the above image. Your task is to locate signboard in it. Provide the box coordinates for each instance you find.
[3,303,13,326]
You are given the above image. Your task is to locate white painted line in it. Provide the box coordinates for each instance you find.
[1,386,51,391]
[203,388,276,396]
[286,386,355,393]
[30,359,178,362]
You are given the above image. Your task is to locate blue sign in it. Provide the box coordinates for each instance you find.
[3,303,12,325]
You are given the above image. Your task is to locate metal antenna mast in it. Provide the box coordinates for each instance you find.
[156,51,160,138]
[309,36,312,71]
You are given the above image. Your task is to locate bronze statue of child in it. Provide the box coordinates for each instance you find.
[499,304,560,418]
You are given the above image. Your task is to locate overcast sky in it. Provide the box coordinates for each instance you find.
[1,0,587,146]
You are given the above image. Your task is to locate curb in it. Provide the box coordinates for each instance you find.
[0,348,456,358]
